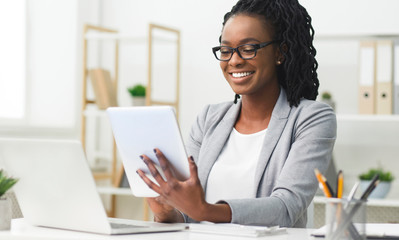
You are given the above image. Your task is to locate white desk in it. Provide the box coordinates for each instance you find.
[0,219,316,240]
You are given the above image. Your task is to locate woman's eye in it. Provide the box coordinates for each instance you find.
[241,47,256,53]
[220,48,232,54]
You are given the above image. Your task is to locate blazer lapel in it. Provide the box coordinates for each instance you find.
[197,103,241,190]
[253,89,291,195]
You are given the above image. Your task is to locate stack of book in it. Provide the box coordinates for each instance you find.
[89,68,118,110]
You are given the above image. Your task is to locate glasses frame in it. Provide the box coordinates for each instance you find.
[212,40,280,61]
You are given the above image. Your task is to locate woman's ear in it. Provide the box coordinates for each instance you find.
[276,43,288,65]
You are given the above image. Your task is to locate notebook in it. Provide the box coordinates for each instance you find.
[188,223,286,237]
[0,138,186,235]
[106,106,190,197]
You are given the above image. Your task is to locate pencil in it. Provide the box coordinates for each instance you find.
[336,170,343,199]
[314,169,334,198]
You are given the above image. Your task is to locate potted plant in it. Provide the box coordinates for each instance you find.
[0,169,18,230]
[358,168,394,199]
[321,91,335,110]
[127,84,146,106]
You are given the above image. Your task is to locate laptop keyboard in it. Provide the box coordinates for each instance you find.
[110,222,148,229]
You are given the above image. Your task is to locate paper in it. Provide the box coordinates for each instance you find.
[188,223,286,237]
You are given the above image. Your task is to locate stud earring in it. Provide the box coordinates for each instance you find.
[277,60,282,65]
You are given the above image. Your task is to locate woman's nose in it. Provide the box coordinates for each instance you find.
[228,50,245,66]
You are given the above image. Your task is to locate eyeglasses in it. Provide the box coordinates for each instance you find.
[212,40,279,61]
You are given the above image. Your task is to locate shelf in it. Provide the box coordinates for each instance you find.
[315,34,399,41]
[85,32,177,43]
[83,109,108,117]
[314,196,399,207]
[336,114,399,122]
[97,186,133,196]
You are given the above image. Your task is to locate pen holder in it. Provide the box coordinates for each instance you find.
[325,198,367,240]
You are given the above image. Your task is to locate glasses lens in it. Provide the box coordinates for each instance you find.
[238,45,256,59]
[215,46,233,61]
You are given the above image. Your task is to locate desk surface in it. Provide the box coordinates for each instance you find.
[0,219,316,240]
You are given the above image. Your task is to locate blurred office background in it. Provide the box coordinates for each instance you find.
[1,0,399,224]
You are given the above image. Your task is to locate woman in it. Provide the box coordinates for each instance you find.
[137,0,336,227]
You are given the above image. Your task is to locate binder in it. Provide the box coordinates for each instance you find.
[89,68,118,110]
[358,41,376,114]
[375,40,394,114]
[394,40,399,114]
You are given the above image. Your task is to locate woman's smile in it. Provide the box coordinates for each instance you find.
[229,71,255,84]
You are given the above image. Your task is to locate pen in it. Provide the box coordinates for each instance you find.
[360,174,380,200]
[347,181,359,202]
[336,170,343,199]
[314,169,334,198]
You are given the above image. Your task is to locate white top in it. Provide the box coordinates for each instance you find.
[205,128,267,204]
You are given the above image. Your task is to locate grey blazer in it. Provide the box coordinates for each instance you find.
[184,88,337,227]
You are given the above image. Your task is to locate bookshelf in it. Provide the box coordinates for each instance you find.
[81,23,181,220]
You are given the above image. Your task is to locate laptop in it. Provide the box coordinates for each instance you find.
[0,138,186,235]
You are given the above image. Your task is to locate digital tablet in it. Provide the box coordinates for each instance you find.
[106,106,190,197]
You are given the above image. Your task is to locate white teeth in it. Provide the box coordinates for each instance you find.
[232,72,253,78]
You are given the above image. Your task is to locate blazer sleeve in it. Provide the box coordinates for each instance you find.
[222,101,337,227]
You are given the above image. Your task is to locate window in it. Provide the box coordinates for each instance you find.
[0,0,26,120]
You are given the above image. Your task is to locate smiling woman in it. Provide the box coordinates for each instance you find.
[137,0,337,228]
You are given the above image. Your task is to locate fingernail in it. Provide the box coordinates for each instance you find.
[153,149,157,154]
[140,155,144,160]
[190,156,194,161]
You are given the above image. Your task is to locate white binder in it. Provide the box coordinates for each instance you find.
[358,41,376,114]
[375,40,393,114]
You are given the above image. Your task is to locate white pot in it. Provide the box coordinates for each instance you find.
[0,198,12,230]
[360,180,391,199]
[131,96,146,106]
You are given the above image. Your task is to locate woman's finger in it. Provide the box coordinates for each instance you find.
[153,148,175,181]
[136,169,161,193]
[140,154,166,186]
[188,156,199,180]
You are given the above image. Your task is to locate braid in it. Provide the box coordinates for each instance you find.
[234,94,241,104]
[222,0,319,107]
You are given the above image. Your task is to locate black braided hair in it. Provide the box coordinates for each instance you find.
[234,94,241,104]
[222,0,319,107]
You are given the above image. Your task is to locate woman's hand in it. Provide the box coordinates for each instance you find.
[146,197,184,223]
[136,148,208,221]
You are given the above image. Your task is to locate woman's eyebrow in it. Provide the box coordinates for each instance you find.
[221,37,261,45]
